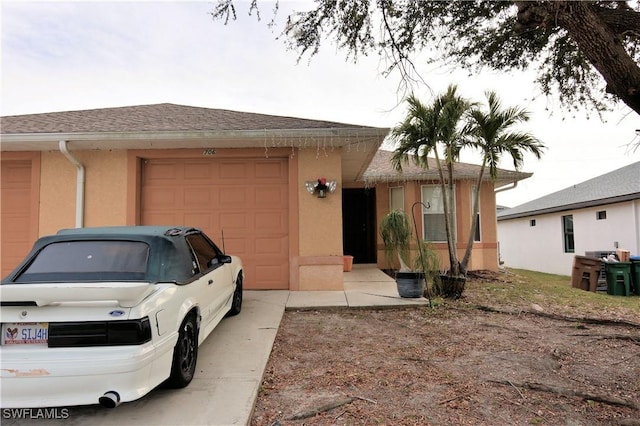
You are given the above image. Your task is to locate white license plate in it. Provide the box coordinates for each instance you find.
[2,322,48,345]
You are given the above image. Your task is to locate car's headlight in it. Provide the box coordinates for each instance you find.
[48,317,152,347]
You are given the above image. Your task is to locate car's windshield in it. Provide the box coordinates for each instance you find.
[14,240,150,282]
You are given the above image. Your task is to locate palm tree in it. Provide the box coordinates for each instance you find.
[390,85,473,278]
[460,91,545,273]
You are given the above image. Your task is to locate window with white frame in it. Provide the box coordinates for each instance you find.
[389,186,405,212]
[562,215,575,253]
[472,186,481,242]
[421,185,454,242]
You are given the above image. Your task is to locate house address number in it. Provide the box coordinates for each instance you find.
[202,149,217,156]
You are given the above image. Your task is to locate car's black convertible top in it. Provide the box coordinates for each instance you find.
[2,226,221,284]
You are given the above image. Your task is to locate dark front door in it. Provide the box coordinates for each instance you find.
[342,188,376,263]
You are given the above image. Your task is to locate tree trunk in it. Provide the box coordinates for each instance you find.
[434,152,460,277]
[446,162,461,276]
[460,159,486,274]
[542,2,640,115]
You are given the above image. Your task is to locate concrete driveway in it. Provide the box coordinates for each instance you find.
[4,291,289,426]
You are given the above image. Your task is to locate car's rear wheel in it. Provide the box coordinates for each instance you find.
[226,273,243,317]
[166,314,198,388]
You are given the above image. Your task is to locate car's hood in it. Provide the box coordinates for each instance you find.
[0,282,156,308]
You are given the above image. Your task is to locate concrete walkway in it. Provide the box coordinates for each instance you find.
[10,266,427,426]
[287,264,430,309]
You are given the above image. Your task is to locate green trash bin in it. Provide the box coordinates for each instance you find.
[631,256,640,296]
[604,262,632,296]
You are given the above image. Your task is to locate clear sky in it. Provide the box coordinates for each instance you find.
[2,1,638,207]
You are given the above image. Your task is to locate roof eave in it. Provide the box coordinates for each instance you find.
[1,128,390,151]
[363,171,533,186]
[497,192,640,220]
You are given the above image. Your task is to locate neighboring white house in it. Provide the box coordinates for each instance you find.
[497,161,640,276]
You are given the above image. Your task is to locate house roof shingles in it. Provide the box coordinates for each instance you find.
[0,103,390,183]
[363,150,532,186]
[497,161,640,220]
[0,103,373,134]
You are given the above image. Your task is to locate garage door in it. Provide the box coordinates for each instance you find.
[140,158,289,290]
[1,160,34,278]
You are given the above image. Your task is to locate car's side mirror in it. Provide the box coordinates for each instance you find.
[207,255,232,269]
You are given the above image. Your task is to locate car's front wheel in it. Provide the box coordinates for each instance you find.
[166,314,198,388]
[226,273,243,317]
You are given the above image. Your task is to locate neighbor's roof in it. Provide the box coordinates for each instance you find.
[497,161,640,220]
[363,150,532,187]
[0,103,376,134]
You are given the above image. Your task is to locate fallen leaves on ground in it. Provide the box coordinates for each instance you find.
[252,272,640,426]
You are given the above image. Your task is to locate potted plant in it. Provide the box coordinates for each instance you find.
[380,209,440,298]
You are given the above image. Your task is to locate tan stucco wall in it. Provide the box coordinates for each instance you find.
[40,152,76,235]
[297,149,343,255]
[299,265,344,290]
[456,180,499,271]
[295,148,345,290]
[84,151,128,226]
[375,180,499,272]
[39,150,128,236]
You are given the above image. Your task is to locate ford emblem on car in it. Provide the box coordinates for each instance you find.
[109,310,125,317]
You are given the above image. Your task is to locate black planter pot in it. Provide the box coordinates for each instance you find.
[395,272,426,298]
[440,274,466,299]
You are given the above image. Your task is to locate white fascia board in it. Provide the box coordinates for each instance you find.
[0,128,390,151]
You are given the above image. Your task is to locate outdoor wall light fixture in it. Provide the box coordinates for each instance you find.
[305,177,337,198]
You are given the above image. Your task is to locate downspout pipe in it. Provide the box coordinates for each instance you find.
[59,140,85,228]
[494,181,518,194]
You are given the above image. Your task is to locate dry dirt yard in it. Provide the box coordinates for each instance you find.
[252,272,640,426]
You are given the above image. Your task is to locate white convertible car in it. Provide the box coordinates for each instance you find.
[0,226,243,408]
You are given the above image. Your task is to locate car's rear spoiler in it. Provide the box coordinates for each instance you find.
[0,282,156,307]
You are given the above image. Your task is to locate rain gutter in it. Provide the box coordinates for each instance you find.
[1,127,390,144]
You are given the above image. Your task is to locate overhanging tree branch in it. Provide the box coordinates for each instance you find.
[212,0,640,116]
